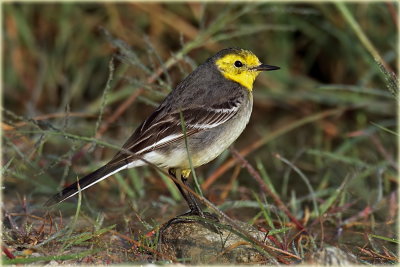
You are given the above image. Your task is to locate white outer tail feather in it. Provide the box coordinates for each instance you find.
[61,160,144,202]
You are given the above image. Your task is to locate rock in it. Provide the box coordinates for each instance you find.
[157,218,276,264]
[304,246,359,265]
[45,260,60,265]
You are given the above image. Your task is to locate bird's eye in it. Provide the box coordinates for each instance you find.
[234,60,243,67]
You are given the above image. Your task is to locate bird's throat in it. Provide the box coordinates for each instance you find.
[222,71,258,91]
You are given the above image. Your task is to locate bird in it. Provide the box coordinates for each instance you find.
[45,48,280,218]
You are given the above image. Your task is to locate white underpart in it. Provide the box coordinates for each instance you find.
[143,150,187,168]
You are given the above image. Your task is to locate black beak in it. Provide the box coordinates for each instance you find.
[252,64,280,71]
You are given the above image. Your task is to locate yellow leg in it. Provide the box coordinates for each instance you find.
[181,169,191,178]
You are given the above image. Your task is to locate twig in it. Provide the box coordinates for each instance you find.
[2,246,15,259]
[275,153,319,218]
[230,148,306,232]
[370,135,398,170]
[219,164,241,203]
[385,2,398,29]
[2,112,94,131]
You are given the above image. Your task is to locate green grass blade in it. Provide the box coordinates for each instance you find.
[158,170,182,201]
[179,110,203,197]
[368,234,399,244]
[3,249,103,264]
[115,173,136,199]
[63,224,116,249]
[371,122,398,136]
[252,192,274,229]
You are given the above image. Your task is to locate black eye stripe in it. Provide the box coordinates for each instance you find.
[234,60,243,67]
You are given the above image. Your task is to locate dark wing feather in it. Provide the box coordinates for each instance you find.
[108,97,243,166]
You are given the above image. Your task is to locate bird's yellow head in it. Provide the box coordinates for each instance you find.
[215,48,280,91]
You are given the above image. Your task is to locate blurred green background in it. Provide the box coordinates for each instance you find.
[2,2,398,263]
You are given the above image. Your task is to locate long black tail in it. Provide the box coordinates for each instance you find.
[44,162,125,207]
